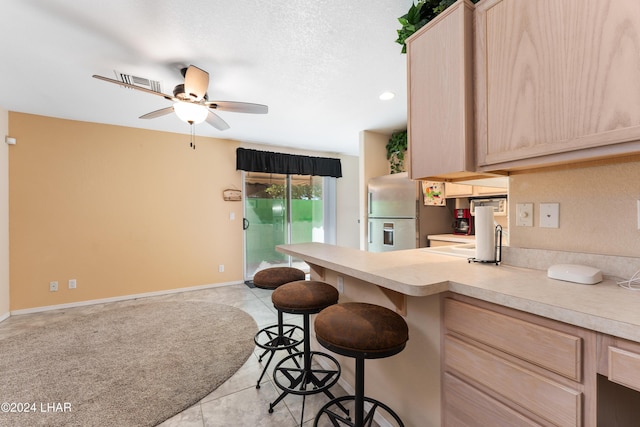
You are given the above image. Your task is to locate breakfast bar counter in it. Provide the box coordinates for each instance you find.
[277,242,640,427]
[277,242,640,342]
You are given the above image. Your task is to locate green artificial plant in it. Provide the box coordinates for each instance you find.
[386,130,408,174]
[396,0,479,53]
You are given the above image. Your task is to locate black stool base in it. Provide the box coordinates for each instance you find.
[314,395,405,427]
[254,323,304,388]
[271,351,341,405]
[254,323,304,353]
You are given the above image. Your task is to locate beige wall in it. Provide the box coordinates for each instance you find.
[0,108,9,319]
[508,159,640,257]
[9,113,244,311]
[359,130,392,249]
[8,114,359,311]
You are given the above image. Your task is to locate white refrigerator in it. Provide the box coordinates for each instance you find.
[367,172,454,252]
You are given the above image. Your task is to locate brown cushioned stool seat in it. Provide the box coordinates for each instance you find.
[253,266,305,290]
[313,302,409,427]
[272,280,339,314]
[315,302,408,359]
[252,267,306,389]
[268,280,347,426]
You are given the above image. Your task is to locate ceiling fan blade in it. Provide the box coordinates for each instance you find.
[184,65,209,101]
[92,75,174,101]
[139,107,175,119]
[206,101,268,114]
[205,111,230,131]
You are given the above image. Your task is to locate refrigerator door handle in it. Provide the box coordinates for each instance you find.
[368,192,372,215]
[368,221,372,244]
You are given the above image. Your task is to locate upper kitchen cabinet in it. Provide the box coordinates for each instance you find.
[476,0,640,171]
[407,0,476,181]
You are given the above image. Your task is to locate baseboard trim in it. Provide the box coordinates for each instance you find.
[0,311,10,324]
[10,280,244,316]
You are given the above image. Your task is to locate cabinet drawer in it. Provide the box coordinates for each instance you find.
[444,372,542,426]
[445,335,582,427]
[444,298,582,381]
[608,346,640,393]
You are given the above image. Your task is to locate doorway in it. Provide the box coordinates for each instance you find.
[243,172,330,282]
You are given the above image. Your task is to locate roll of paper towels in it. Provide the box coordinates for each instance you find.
[475,206,495,261]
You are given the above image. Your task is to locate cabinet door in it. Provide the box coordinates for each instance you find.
[444,373,542,426]
[474,185,506,196]
[444,182,473,197]
[407,0,475,180]
[476,0,640,170]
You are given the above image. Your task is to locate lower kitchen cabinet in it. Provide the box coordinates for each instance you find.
[442,295,597,426]
[596,335,640,426]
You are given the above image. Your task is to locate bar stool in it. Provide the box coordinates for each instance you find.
[269,280,346,425]
[253,267,306,388]
[313,302,409,427]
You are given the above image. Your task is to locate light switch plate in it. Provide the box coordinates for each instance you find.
[516,203,533,227]
[539,203,559,228]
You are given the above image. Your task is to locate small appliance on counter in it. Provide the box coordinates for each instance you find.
[453,198,473,235]
[469,196,508,217]
[454,208,473,235]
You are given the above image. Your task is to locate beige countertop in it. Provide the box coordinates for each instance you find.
[277,242,640,343]
[427,233,475,243]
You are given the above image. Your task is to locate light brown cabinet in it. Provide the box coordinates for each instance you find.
[475,0,640,171]
[406,0,476,181]
[596,335,640,426]
[444,182,507,198]
[442,295,597,426]
[443,182,474,197]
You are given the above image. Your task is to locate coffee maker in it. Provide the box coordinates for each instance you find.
[453,199,473,235]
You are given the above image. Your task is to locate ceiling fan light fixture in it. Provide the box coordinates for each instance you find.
[174,102,208,124]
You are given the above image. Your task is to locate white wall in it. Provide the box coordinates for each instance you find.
[0,107,9,320]
[336,154,359,248]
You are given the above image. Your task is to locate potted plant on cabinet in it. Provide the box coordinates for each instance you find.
[386,130,408,174]
[395,0,479,53]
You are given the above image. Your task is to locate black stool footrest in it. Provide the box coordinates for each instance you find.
[314,395,405,427]
[273,351,341,396]
[254,324,304,351]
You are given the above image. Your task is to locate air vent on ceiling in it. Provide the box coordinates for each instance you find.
[114,70,162,93]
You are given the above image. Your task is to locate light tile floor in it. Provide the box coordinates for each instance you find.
[0,283,356,427]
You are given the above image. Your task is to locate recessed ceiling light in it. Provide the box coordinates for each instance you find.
[379,91,395,101]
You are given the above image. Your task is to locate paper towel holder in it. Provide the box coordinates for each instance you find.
[468,225,502,265]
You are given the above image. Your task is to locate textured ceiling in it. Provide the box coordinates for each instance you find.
[0,0,413,156]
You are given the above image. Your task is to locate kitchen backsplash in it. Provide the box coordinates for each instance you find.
[503,247,639,281]
[508,159,640,259]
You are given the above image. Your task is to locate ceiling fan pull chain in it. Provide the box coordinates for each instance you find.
[189,122,196,149]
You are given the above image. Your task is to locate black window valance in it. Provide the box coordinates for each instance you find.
[236,148,342,178]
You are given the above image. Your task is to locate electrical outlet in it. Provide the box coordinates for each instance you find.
[337,276,344,293]
[49,281,58,292]
[68,279,77,289]
[218,264,224,273]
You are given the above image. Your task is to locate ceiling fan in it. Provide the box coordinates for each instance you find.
[92,65,268,132]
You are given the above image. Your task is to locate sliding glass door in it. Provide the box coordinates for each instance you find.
[243,172,328,281]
